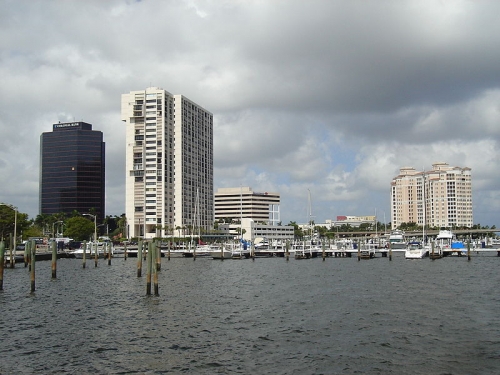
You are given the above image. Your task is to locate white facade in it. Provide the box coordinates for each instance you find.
[121,87,213,239]
[391,162,473,229]
[219,218,294,243]
[214,187,281,224]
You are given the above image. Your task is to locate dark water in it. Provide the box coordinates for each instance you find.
[0,254,499,374]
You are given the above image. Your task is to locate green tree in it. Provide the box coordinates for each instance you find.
[64,216,95,241]
[287,221,304,239]
[0,205,30,240]
[22,225,44,240]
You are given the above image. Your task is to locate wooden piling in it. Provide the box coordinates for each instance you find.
[467,239,471,261]
[137,240,143,277]
[82,241,86,268]
[24,240,29,267]
[155,241,161,271]
[30,240,36,293]
[357,242,361,261]
[389,242,392,261]
[322,241,326,261]
[9,234,14,269]
[124,241,128,260]
[51,240,57,279]
[94,241,98,268]
[26,240,31,271]
[285,240,289,261]
[167,241,171,261]
[107,242,112,266]
[0,240,5,290]
[431,241,435,260]
[146,242,152,295]
[153,243,159,296]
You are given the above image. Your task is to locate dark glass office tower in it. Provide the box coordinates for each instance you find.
[40,122,105,223]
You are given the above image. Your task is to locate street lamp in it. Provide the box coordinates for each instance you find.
[83,214,97,243]
[53,220,64,238]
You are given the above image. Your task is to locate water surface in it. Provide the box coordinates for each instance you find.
[0,254,499,374]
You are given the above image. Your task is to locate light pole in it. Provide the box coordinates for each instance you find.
[52,220,64,238]
[83,214,97,243]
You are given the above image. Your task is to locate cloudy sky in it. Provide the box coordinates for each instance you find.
[1,0,499,227]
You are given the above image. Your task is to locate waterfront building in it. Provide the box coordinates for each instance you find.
[218,218,294,243]
[39,121,105,222]
[121,87,213,239]
[304,216,377,231]
[390,162,473,229]
[215,187,293,243]
[214,187,280,224]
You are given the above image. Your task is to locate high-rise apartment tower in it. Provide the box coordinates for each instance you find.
[40,121,105,222]
[121,87,213,239]
[390,162,473,229]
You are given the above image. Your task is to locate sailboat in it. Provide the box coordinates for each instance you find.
[295,189,316,259]
[405,171,429,259]
[183,188,210,258]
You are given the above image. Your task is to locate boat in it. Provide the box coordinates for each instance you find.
[356,242,376,259]
[405,241,428,259]
[211,245,232,259]
[389,230,406,249]
[405,173,430,260]
[70,241,113,259]
[183,188,212,258]
[252,239,275,257]
[489,238,500,248]
[429,229,453,259]
[293,243,314,259]
[434,229,467,257]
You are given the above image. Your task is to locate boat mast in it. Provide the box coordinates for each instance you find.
[240,185,243,243]
[422,169,426,244]
[308,189,314,243]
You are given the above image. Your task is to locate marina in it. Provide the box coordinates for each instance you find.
[3,238,500,265]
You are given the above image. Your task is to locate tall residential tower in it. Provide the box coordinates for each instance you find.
[40,121,105,222]
[121,87,213,239]
[390,162,473,229]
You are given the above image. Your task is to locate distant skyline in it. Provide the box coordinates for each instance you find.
[0,1,499,226]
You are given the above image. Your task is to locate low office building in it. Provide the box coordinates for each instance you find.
[219,218,294,243]
[214,187,280,225]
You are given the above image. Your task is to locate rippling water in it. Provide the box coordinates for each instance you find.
[1,253,499,374]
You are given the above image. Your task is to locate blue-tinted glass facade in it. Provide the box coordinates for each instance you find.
[40,122,105,223]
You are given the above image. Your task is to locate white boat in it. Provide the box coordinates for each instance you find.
[429,230,454,259]
[70,241,113,259]
[490,239,500,249]
[211,246,232,259]
[389,230,406,249]
[435,230,467,256]
[405,241,428,259]
[293,243,314,259]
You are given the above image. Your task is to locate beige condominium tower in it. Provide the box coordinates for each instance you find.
[390,162,473,230]
[121,87,213,239]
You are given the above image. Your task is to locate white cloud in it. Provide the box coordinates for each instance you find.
[0,0,499,227]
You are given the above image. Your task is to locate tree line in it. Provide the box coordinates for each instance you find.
[0,204,497,243]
